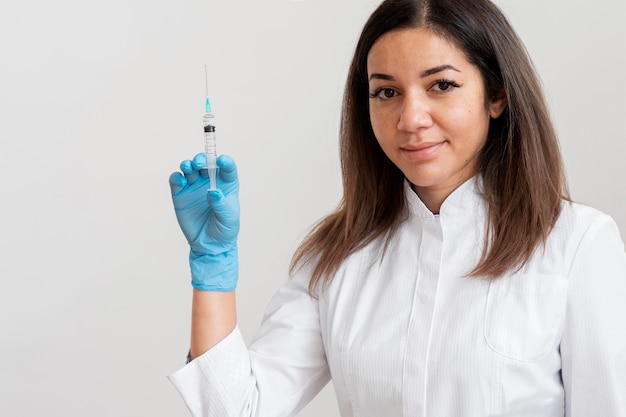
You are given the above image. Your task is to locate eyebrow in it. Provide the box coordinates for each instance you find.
[369,64,461,81]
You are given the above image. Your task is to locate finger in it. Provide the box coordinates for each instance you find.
[216,154,238,183]
[193,153,210,178]
[180,159,200,184]
[192,152,207,169]
[169,172,188,195]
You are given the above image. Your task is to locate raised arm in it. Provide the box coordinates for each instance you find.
[169,153,240,357]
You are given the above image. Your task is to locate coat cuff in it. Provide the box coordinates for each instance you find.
[168,326,253,417]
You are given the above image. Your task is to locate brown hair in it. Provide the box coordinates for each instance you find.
[290,0,569,292]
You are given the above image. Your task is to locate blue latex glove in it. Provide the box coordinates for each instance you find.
[169,153,240,291]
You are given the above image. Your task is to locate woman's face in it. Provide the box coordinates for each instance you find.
[367,27,506,212]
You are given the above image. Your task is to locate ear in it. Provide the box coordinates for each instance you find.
[488,89,507,119]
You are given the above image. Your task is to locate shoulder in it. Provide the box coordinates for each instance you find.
[522,201,624,276]
[544,200,625,275]
[553,201,622,244]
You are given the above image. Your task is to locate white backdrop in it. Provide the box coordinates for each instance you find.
[0,0,624,416]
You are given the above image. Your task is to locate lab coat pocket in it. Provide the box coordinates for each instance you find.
[484,273,568,361]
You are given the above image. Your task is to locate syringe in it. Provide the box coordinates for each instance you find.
[203,67,217,190]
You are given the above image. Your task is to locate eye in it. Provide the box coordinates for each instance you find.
[369,87,398,100]
[431,79,460,92]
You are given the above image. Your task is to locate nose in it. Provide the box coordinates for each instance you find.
[397,94,432,132]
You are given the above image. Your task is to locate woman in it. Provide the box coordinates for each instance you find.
[168,0,626,415]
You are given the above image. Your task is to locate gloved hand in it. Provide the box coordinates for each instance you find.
[169,153,240,291]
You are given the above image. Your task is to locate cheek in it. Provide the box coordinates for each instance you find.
[368,110,397,164]
[369,107,381,134]
[369,107,394,144]
[446,102,491,141]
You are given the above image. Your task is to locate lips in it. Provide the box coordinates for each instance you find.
[400,141,445,161]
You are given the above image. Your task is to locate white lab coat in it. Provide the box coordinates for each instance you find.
[169,178,626,417]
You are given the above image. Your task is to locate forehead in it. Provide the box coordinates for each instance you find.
[367,27,469,71]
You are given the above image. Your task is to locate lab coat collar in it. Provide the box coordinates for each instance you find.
[404,176,483,219]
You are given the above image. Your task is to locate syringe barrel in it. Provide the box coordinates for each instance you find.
[203,113,217,169]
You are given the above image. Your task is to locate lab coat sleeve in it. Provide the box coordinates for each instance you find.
[561,214,626,416]
[168,270,331,417]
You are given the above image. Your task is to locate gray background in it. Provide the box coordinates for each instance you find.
[0,0,624,416]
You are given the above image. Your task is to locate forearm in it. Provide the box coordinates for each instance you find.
[190,288,237,360]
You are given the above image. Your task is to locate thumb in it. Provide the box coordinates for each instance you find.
[206,189,239,227]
